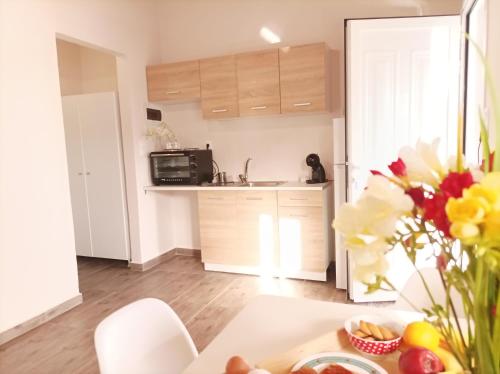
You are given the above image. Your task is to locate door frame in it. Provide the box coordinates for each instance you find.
[460,0,489,161]
[56,37,133,264]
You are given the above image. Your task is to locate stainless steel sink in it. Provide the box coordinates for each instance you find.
[242,181,285,187]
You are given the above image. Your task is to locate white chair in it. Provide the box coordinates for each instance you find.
[94,298,198,374]
[394,267,465,317]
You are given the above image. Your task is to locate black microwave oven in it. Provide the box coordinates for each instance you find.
[149,149,213,185]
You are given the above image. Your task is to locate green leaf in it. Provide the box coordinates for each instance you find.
[479,109,491,174]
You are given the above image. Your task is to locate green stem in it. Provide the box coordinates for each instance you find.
[473,258,496,373]
[383,278,421,312]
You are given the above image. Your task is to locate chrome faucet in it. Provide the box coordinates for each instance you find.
[239,158,252,184]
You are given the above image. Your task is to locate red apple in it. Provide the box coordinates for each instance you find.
[399,347,444,374]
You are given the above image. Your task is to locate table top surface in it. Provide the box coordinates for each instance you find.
[183,295,421,374]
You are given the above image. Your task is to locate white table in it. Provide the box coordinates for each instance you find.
[183,295,421,373]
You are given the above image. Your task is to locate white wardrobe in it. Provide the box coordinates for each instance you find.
[62,92,130,260]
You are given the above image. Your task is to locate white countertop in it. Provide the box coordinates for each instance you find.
[144,181,331,192]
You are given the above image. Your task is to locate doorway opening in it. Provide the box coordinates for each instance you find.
[55,38,131,288]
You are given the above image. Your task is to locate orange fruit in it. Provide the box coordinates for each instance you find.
[403,321,441,351]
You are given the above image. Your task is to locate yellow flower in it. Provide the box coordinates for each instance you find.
[464,184,500,211]
[483,210,500,245]
[446,196,489,224]
[450,221,480,244]
[481,171,500,189]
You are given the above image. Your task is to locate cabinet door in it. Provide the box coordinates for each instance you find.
[198,191,238,264]
[278,190,323,207]
[236,191,279,269]
[279,206,326,273]
[62,96,92,257]
[146,60,200,102]
[279,43,329,113]
[237,49,280,116]
[200,55,239,119]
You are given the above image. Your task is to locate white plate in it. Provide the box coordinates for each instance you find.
[291,352,388,374]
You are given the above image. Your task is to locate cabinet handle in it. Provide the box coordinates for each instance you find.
[212,108,228,113]
[293,102,312,107]
[250,106,267,110]
[77,172,83,175]
[245,197,263,201]
[86,172,90,175]
[290,197,308,201]
[166,90,181,94]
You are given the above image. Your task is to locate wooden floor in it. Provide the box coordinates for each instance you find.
[0,255,347,373]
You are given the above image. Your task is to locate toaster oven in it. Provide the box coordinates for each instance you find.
[149,149,213,185]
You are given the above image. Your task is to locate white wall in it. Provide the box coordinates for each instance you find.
[153,0,462,250]
[56,39,119,95]
[0,0,163,335]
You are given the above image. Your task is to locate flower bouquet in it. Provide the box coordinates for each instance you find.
[333,54,500,373]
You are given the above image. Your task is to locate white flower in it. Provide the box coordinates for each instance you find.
[333,175,412,282]
[353,252,389,283]
[362,175,414,211]
[334,176,413,238]
[346,236,388,259]
[399,139,444,186]
[417,139,445,174]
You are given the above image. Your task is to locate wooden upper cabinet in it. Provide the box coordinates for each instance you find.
[279,43,331,113]
[200,55,239,119]
[236,49,281,116]
[146,60,200,102]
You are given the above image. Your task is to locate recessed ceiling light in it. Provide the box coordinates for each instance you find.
[260,27,281,44]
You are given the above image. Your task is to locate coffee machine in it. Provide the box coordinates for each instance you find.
[306,153,326,184]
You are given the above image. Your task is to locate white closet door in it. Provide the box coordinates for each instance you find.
[77,92,129,260]
[346,16,460,302]
[62,96,92,257]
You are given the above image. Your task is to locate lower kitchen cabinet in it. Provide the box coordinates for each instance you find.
[278,206,325,272]
[198,190,278,269]
[198,191,238,265]
[197,184,332,281]
[235,191,279,269]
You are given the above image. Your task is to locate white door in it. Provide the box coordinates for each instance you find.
[62,92,130,260]
[62,97,92,257]
[346,16,460,302]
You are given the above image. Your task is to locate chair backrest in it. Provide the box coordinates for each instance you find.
[394,267,464,317]
[94,298,198,374]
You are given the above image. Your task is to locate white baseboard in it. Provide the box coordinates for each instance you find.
[0,293,82,346]
[204,263,327,282]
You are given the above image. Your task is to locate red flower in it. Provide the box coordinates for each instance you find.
[437,254,447,272]
[388,158,407,177]
[439,171,474,199]
[423,192,451,237]
[481,151,495,172]
[370,170,383,176]
[406,187,425,207]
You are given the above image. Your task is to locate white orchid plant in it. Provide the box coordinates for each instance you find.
[145,121,178,150]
